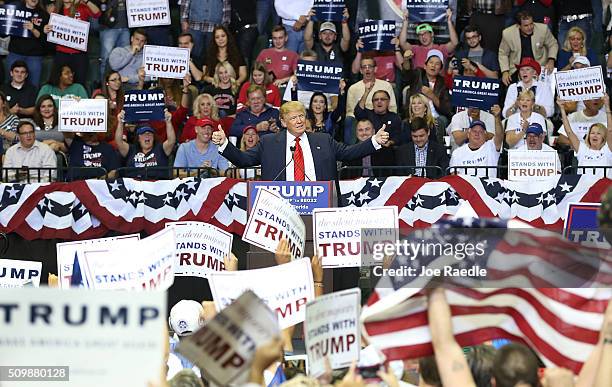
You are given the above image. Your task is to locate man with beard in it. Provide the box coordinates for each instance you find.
[453,25,499,79]
[304,10,350,64]
[516,122,561,173]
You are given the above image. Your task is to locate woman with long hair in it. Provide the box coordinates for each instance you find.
[202,25,247,86]
[32,94,64,145]
[44,0,100,86]
[202,61,239,118]
[558,97,612,177]
[7,0,50,87]
[0,92,20,153]
[36,63,88,104]
[304,84,346,137]
[179,93,225,143]
[557,26,599,71]
[237,62,281,111]
[505,89,547,149]
[403,93,436,143]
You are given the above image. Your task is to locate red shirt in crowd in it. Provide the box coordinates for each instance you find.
[236,82,281,112]
[56,4,101,54]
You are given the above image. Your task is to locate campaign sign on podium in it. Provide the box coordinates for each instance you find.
[248,181,332,215]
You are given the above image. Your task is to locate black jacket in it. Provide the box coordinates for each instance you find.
[394,141,449,178]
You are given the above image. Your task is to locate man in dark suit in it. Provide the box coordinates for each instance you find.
[212,101,390,181]
[341,119,395,179]
[395,117,449,178]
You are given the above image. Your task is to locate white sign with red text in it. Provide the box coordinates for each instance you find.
[209,258,314,329]
[143,45,190,79]
[126,0,171,28]
[59,98,108,132]
[47,13,89,51]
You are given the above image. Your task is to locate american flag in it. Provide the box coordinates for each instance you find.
[361,218,612,374]
[0,177,247,240]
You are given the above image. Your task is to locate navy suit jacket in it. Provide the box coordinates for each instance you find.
[220,131,378,181]
[394,141,449,178]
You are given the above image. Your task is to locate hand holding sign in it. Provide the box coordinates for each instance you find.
[374,124,389,145]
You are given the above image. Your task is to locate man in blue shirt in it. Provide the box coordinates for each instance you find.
[229,85,280,140]
[174,118,229,177]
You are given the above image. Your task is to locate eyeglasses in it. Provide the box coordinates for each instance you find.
[19,131,34,136]
[373,97,389,102]
[465,34,480,41]
[360,64,375,69]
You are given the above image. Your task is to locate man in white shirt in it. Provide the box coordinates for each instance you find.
[3,121,56,183]
[449,105,504,177]
[446,107,495,150]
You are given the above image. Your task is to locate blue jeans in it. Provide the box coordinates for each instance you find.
[256,0,276,35]
[99,27,130,81]
[558,16,593,47]
[285,26,305,54]
[6,53,43,88]
[188,29,213,59]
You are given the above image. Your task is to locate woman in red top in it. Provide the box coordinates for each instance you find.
[236,61,281,112]
[179,93,226,143]
[45,0,100,87]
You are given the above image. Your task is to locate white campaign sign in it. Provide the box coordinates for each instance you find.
[313,206,399,268]
[305,288,361,377]
[126,0,171,28]
[83,227,176,291]
[243,188,306,259]
[166,221,233,278]
[177,291,279,386]
[0,287,166,387]
[209,258,314,329]
[0,259,42,288]
[143,45,190,79]
[56,234,140,289]
[508,150,559,181]
[47,13,89,51]
[555,66,605,102]
[59,98,108,132]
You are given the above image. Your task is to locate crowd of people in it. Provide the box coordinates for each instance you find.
[1,0,611,182]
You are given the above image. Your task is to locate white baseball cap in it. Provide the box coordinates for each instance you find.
[572,55,591,67]
[169,300,204,336]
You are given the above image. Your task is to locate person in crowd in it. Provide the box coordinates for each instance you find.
[395,117,449,178]
[558,97,606,147]
[464,0,512,51]
[202,25,247,87]
[517,122,562,172]
[32,95,64,146]
[505,89,547,150]
[558,97,612,177]
[63,131,120,181]
[1,61,37,118]
[202,61,239,119]
[274,0,312,54]
[453,25,500,79]
[401,49,452,142]
[237,62,281,112]
[115,110,175,179]
[557,26,600,71]
[354,89,401,148]
[0,91,21,154]
[177,33,204,88]
[498,11,558,86]
[229,0,258,69]
[212,101,390,181]
[229,85,280,139]
[300,83,346,137]
[304,11,351,64]
[108,28,147,88]
[44,0,101,87]
[404,93,437,145]
[255,25,299,87]
[502,57,554,119]
[37,64,88,105]
[449,105,504,177]
[341,119,394,178]
[556,0,595,46]
[174,118,229,177]
[180,94,224,143]
[3,120,56,183]
[98,0,129,82]
[180,0,230,59]
[447,106,496,150]
[233,125,261,179]
[6,0,49,88]
[94,71,124,126]
[399,8,459,69]
[352,35,404,85]
[345,57,397,143]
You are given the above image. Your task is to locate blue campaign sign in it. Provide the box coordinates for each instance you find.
[563,203,608,245]
[406,0,448,23]
[248,181,333,215]
[451,76,501,110]
[312,0,344,22]
[296,60,343,94]
[123,89,165,123]
[0,5,34,38]
[358,20,396,52]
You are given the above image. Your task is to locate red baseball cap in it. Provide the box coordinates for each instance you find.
[242,125,257,134]
[515,57,541,75]
[195,118,214,128]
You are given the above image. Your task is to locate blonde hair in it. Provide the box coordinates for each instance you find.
[280,101,306,119]
[585,123,607,148]
[518,89,535,102]
[212,61,239,94]
[192,93,220,121]
[562,27,587,55]
[240,127,260,151]
[407,93,435,129]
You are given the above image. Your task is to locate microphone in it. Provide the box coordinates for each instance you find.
[272,146,296,181]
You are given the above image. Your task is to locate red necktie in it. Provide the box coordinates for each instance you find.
[293,137,305,181]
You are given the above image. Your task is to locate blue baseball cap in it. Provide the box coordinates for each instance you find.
[526,122,544,135]
[469,120,486,130]
[136,126,155,135]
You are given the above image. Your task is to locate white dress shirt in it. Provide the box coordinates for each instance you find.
[286,131,316,181]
